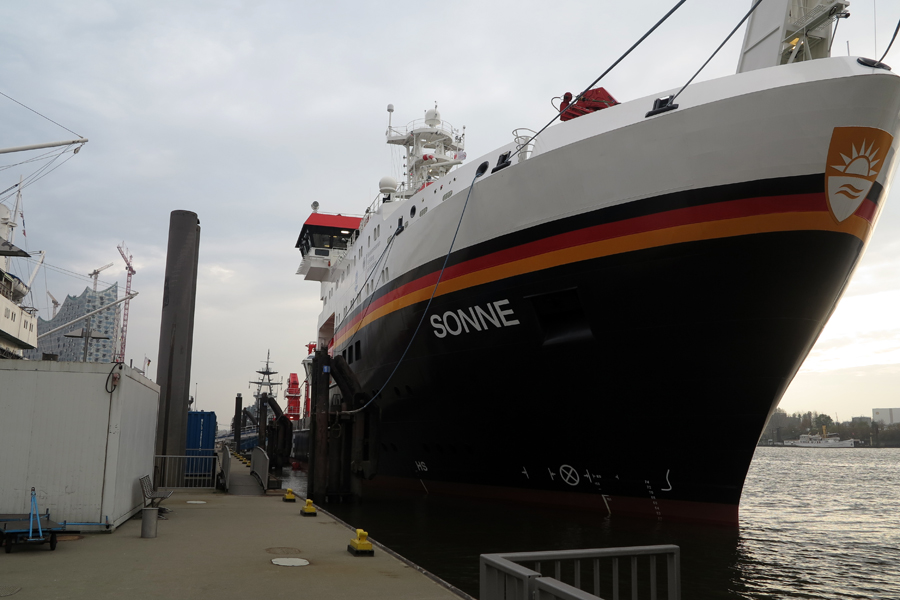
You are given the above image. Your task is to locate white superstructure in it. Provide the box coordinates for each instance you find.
[784,432,858,447]
[0,203,38,358]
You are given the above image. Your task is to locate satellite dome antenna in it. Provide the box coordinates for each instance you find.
[311,201,320,213]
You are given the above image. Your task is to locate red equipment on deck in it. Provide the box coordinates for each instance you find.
[285,373,302,421]
[559,88,619,121]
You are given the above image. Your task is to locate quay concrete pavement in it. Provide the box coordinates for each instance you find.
[0,490,468,600]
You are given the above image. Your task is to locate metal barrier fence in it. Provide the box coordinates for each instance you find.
[250,446,269,490]
[221,448,231,491]
[153,453,217,489]
[480,545,680,600]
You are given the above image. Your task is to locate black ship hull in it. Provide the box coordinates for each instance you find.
[329,174,877,523]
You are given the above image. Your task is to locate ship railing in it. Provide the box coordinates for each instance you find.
[480,545,681,600]
[153,451,218,489]
[250,446,269,491]
[217,426,256,443]
[387,118,463,145]
[513,128,536,163]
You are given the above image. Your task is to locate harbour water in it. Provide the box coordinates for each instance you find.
[323,447,900,599]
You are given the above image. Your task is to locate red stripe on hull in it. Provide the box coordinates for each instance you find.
[336,191,862,341]
[363,476,739,525]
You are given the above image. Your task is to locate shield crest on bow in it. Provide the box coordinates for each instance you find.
[826,126,894,222]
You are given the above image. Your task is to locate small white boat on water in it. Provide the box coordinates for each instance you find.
[784,427,858,447]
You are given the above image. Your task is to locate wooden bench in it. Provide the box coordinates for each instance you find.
[140,475,173,509]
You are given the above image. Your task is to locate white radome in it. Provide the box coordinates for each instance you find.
[424,108,441,127]
[379,176,398,194]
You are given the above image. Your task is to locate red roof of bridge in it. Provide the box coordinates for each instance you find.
[303,213,362,230]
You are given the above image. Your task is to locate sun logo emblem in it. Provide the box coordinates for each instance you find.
[825,127,894,222]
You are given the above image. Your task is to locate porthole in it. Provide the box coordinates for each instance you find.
[410,205,416,218]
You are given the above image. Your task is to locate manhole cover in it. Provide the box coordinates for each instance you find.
[0,586,21,597]
[266,547,301,554]
[186,501,206,504]
[56,535,83,542]
[272,558,309,567]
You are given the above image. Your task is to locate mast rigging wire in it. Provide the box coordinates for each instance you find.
[0,90,84,138]
[0,147,66,172]
[670,0,764,104]
[510,0,688,161]
[0,146,76,206]
[340,232,396,351]
[340,162,489,416]
[333,221,397,340]
[876,14,900,67]
[18,255,120,290]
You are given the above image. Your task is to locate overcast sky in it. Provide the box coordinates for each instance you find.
[1,0,898,424]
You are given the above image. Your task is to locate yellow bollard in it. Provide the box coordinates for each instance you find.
[348,528,374,556]
[283,488,296,502]
[301,499,317,517]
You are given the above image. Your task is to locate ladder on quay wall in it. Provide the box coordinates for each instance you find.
[480,545,681,600]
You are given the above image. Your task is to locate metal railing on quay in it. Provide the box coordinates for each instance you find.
[153,453,217,489]
[215,426,256,443]
[250,446,269,490]
[221,447,231,491]
[480,545,680,600]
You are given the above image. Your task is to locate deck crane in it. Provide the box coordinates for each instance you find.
[47,291,60,318]
[115,243,135,363]
[88,262,113,291]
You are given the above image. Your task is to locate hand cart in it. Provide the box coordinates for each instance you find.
[1,488,66,553]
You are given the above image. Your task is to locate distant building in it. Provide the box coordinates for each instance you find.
[872,408,900,426]
[852,416,873,425]
[760,409,801,443]
[25,284,120,362]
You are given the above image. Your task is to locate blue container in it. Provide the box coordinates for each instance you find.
[186,411,217,476]
[186,411,217,452]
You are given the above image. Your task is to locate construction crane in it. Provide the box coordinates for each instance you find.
[47,291,60,318]
[116,243,136,363]
[88,262,113,292]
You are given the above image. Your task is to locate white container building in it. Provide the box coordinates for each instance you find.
[0,361,159,530]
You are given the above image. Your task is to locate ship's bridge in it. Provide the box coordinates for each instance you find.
[295,212,362,282]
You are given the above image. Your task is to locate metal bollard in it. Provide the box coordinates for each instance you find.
[141,507,158,538]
